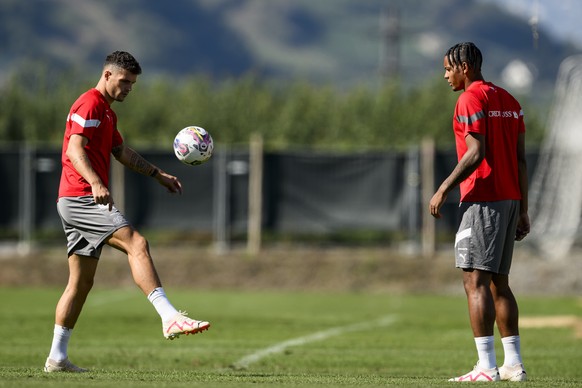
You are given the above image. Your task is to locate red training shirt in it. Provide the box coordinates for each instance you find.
[58,88,123,197]
[453,80,525,202]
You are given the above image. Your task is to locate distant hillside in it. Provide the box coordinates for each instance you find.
[0,0,579,103]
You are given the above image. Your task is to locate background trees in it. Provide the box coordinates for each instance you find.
[0,68,546,149]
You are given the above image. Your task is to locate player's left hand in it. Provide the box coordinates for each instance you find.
[515,212,530,241]
[155,170,183,195]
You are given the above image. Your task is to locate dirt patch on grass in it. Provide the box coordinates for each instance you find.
[1,244,581,295]
[520,316,582,338]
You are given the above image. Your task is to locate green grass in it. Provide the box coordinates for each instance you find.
[0,287,581,387]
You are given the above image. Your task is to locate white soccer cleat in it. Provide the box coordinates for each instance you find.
[499,363,527,381]
[44,357,88,373]
[449,363,500,382]
[163,311,210,340]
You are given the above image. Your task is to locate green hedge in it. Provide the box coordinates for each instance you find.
[0,66,547,149]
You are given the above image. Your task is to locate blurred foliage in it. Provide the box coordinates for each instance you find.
[0,66,547,150]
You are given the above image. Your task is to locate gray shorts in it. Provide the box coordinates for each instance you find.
[56,196,130,259]
[454,200,519,275]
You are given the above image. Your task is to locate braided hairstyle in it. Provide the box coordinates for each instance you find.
[445,42,482,72]
[104,51,142,75]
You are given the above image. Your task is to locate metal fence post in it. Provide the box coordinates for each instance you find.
[421,138,436,257]
[213,147,230,254]
[247,133,263,256]
[18,143,34,255]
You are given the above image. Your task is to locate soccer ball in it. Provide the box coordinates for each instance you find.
[173,126,214,165]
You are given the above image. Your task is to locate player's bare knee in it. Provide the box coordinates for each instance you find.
[67,276,94,295]
[128,232,150,256]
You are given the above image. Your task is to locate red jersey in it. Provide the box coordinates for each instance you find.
[453,80,525,202]
[58,88,124,197]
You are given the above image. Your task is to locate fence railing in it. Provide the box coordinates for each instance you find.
[0,142,539,256]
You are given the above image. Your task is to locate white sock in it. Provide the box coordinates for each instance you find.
[501,335,523,366]
[475,336,496,369]
[48,324,72,362]
[147,287,178,322]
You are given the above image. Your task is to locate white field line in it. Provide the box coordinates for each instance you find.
[229,315,398,370]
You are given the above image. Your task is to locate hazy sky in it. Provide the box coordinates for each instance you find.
[480,0,582,47]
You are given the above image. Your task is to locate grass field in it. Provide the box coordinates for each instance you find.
[0,287,581,387]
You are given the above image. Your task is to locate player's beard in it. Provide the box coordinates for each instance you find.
[115,92,129,102]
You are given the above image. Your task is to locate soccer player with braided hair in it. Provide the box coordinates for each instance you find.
[430,42,529,382]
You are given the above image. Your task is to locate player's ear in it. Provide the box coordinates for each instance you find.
[103,70,112,80]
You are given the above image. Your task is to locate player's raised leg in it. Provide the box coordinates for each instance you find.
[106,225,210,339]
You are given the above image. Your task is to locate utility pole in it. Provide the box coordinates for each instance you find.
[379,5,401,80]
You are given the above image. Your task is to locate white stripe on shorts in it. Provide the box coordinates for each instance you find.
[455,227,472,247]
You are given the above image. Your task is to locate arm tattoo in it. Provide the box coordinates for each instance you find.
[128,149,157,176]
[71,153,90,167]
[112,145,123,159]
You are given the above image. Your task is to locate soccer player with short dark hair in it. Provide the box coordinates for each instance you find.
[44,51,210,373]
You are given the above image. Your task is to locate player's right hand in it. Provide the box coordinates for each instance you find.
[429,191,447,219]
[92,182,114,211]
